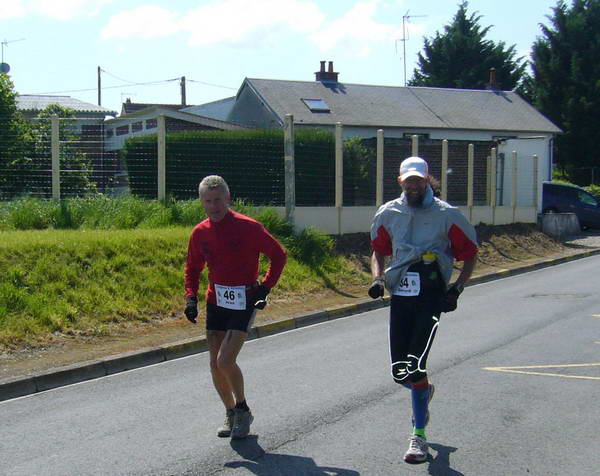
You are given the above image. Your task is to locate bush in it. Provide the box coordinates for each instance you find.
[584,184,600,200]
[5,197,53,230]
[121,128,337,205]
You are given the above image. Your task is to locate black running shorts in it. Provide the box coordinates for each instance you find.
[206,303,257,333]
[389,288,444,384]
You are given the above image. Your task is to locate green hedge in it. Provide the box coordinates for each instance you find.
[122,128,336,206]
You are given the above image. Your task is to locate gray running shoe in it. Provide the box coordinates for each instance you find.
[412,383,435,428]
[230,408,254,439]
[217,409,234,438]
[404,435,428,464]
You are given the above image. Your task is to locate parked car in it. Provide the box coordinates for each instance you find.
[542,182,600,229]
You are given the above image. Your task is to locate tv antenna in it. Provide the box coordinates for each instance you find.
[395,11,426,86]
[1,38,26,72]
[121,92,137,102]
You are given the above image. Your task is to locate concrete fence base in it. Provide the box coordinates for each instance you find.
[541,213,580,240]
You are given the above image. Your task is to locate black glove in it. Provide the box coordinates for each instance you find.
[185,296,198,323]
[368,279,385,299]
[442,283,464,313]
[252,285,270,310]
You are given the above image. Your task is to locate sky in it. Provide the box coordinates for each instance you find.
[0,0,560,115]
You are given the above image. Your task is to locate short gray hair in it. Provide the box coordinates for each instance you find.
[198,175,230,198]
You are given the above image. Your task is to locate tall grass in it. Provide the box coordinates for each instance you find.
[0,196,338,264]
[0,195,210,230]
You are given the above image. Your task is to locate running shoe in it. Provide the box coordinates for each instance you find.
[404,435,428,464]
[230,408,254,439]
[217,409,234,438]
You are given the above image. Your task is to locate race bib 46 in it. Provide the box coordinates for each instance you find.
[215,284,247,310]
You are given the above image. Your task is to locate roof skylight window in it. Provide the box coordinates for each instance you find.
[302,98,330,113]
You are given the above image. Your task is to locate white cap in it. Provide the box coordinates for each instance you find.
[399,156,428,181]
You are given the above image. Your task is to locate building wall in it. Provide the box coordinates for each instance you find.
[165,117,219,132]
[497,137,551,208]
[104,110,160,151]
[227,86,281,128]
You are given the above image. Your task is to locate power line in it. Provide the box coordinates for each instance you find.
[187,78,238,91]
[34,77,237,95]
[34,79,178,95]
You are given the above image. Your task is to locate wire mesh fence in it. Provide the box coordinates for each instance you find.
[0,117,52,199]
[0,117,119,200]
[1,115,541,211]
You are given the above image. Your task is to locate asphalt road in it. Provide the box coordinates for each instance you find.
[2,255,599,476]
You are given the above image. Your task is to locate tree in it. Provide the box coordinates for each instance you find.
[7,104,97,198]
[530,0,600,182]
[408,1,527,90]
[0,73,30,199]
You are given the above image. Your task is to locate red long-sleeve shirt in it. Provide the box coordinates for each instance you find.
[184,210,287,304]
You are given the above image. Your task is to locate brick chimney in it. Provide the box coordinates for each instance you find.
[486,67,498,90]
[315,60,339,82]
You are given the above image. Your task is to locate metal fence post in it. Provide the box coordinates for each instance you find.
[335,122,343,235]
[467,144,474,206]
[284,114,295,225]
[412,134,419,156]
[51,114,60,200]
[512,151,518,221]
[376,129,384,207]
[490,147,497,224]
[486,154,491,205]
[157,115,166,201]
[441,139,448,201]
[532,154,539,209]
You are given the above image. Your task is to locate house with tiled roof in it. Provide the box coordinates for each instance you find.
[120,98,184,116]
[17,94,117,118]
[220,61,561,207]
[104,104,249,152]
[17,94,116,137]
[226,62,560,139]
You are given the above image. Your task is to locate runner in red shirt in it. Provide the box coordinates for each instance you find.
[184,175,287,440]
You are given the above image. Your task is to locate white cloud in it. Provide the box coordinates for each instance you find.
[309,0,403,56]
[0,0,27,19]
[101,0,325,45]
[0,0,111,20]
[100,5,181,40]
[182,0,325,46]
[99,0,418,56]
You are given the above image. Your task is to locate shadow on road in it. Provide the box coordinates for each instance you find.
[427,442,464,476]
[227,435,359,475]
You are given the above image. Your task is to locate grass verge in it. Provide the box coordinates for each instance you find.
[0,226,367,350]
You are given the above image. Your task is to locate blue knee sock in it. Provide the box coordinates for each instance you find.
[411,381,429,432]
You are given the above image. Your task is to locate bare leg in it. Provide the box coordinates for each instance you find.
[216,330,248,404]
[208,330,235,409]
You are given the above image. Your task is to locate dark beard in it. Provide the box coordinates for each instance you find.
[406,191,425,207]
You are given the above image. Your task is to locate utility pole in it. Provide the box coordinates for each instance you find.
[180,76,186,107]
[97,66,102,106]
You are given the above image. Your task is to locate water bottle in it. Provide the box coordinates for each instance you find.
[422,251,438,283]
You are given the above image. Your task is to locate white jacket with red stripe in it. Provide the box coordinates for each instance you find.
[370,186,478,292]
